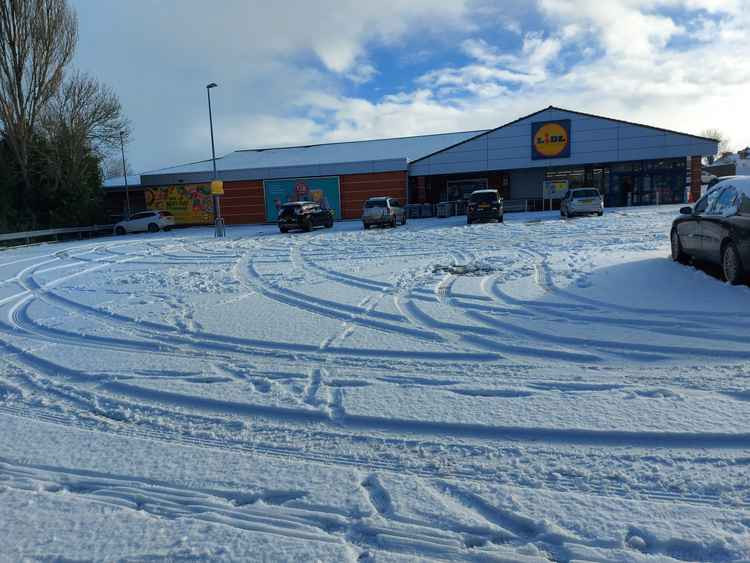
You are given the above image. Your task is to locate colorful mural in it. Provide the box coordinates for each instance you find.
[263,177,341,221]
[145,184,214,224]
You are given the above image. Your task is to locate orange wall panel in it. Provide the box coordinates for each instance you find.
[340,171,407,220]
[220,172,407,224]
[222,180,265,224]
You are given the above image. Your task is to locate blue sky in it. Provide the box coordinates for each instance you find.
[70,0,749,173]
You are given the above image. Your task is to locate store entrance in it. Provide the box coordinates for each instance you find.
[611,174,636,207]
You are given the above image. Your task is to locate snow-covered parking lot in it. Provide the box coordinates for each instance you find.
[1,205,749,561]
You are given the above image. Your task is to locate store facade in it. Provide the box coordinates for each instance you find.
[103,106,717,224]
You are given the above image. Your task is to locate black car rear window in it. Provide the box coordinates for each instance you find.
[279,206,299,217]
[470,192,498,203]
[365,199,387,208]
[573,189,600,199]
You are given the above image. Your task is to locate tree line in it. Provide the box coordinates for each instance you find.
[0,0,129,233]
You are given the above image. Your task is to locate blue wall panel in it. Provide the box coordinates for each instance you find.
[409,108,717,176]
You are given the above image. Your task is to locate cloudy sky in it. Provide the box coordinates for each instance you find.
[71,0,749,173]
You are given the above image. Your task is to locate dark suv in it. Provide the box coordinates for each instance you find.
[278,202,334,233]
[467,189,504,224]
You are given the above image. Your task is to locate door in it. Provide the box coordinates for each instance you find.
[389,199,403,221]
[128,212,148,232]
[701,186,737,263]
[678,195,708,254]
[311,205,326,226]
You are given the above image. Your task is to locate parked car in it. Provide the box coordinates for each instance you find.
[278,202,334,233]
[467,189,504,224]
[671,176,750,284]
[114,210,175,235]
[560,188,604,218]
[362,197,406,229]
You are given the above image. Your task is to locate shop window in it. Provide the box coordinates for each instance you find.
[446,178,488,201]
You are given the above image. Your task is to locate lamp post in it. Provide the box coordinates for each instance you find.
[119,131,131,219]
[206,82,225,237]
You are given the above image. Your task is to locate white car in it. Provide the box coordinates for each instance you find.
[114,210,175,235]
[362,197,406,229]
[560,188,604,218]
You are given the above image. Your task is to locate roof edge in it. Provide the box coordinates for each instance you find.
[234,128,489,153]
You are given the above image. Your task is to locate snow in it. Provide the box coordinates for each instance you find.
[1,205,750,561]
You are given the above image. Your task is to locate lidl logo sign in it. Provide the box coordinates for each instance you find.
[532,120,571,160]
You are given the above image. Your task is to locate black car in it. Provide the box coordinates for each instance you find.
[278,202,334,233]
[467,189,504,224]
[670,177,750,284]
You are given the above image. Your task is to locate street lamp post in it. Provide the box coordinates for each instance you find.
[206,82,225,237]
[119,131,131,219]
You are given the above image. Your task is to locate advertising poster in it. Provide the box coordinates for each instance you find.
[544,180,569,199]
[264,177,341,221]
[145,184,214,224]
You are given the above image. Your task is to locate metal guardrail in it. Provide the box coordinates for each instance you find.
[0,224,114,246]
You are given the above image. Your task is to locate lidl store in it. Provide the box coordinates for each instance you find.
[103,106,718,224]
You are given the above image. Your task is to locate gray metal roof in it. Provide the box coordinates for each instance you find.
[102,174,142,189]
[119,129,487,187]
[152,130,486,175]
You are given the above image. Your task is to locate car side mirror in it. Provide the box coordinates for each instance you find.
[679,206,693,215]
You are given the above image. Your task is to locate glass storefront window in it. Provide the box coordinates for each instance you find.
[446,179,488,201]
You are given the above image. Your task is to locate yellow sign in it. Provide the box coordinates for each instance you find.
[532,120,571,159]
[145,184,214,224]
[210,180,224,195]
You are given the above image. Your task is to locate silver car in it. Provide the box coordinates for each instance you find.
[560,188,604,218]
[362,197,406,229]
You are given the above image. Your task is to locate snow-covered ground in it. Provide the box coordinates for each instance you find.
[1,205,749,562]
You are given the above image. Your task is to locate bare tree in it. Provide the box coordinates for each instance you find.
[39,71,131,194]
[700,128,731,164]
[102,156,133,180]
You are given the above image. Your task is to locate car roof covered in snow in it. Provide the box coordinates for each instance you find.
[281,201,316,207]
[709,175,750,197]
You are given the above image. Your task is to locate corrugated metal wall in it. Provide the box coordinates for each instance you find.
[222,180,266,225]
[340,171,407,220]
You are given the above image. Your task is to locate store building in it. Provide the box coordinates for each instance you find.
[103,106,717,224]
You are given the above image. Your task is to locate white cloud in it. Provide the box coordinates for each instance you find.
[73,0,750,171]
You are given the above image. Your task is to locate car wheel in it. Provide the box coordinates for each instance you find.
[325,219,333,229]
[302,218,312,232]
[499,214,504,223]
[670,229,688,264]
[115,226,126,235]
[363,223,369,230]
[597,211,604,216]
[467,217,473,225]
[390,217,397,228]
[401,215,407,225]
[722,241,745,285]
[164,226,172,232]
[279,227,288,234]
[147,223,159,233]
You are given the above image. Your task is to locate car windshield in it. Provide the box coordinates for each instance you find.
[470,192,498,203]
[365,199,387,208]
[572,189,599,199]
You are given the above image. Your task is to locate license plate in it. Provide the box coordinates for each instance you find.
[479,204,489,209]
[581,199,593,204]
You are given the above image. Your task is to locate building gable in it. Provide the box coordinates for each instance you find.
[409,106,718,176]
